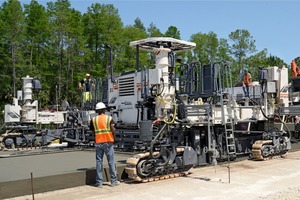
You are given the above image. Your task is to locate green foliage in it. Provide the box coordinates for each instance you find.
[265,54,285,67]
[147,22,162,37]
[133,17,146,32]
[164,26,180,39]
[190,32,219,63]
[0,1,290,125]
[228,29,256,72]
[227,29,257,84]
[1,0,26,97]
[217,38,233,62]
[83,3,123,74]
[121,25,148,71]
[24,0,50,78]
[243,49,268,82]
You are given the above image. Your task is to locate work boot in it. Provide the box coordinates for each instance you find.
[94,183,102,188]
[111,181,120,187]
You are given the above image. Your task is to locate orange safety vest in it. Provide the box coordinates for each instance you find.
[243,73,252,85]
[291,60,299,77]
[92,115,114,144]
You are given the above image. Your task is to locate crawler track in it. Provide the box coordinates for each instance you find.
[125,147,193,182]
[251,140,288,161]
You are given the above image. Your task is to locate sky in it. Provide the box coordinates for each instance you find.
[17,0,300,65]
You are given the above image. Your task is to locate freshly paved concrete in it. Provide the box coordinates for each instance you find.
[8,151,300,200]
[1,143,300,199]
[0,149,132,199]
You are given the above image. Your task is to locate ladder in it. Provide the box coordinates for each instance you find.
[224,108,236,157]
[212,62,236,183]
[216,62,236,158]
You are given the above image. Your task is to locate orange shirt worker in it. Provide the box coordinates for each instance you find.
[90,102,120,187]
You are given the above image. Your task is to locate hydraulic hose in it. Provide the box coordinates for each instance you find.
[150,123,167,159]
[274,113,291,142]
[150,83,164,97]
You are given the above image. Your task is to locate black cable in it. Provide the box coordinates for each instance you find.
[150,124,167,159]
[150,83,164,97]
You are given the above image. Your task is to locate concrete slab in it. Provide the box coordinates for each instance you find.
[0,149,132,199]
[7,151,300,200]
[1,143,300,199]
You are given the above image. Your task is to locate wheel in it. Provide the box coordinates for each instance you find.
[3,137,15,149]
[137,159,155,177]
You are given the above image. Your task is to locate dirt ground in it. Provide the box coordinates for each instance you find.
[6,151,300,200]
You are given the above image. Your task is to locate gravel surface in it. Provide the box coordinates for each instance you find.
[5,151,300,200]
[257,186,300,200]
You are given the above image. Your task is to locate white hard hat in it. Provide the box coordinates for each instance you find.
[95,102,106,110]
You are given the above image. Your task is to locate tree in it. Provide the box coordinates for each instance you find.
[228,29,256,73]
[244,49,268,81]
[24,0,50,76]
[121,25,148,71]
[190,32,219,64]
[265,54,284,67]
[133,17,145,32]
[147,22,162,37]
[164,26,180,39]
[1,0,26,97]
[0,0,292,126]
[83,3,123,76]
[0,2,11,107]
[217,38,233,63]
[46,0,85,104]
[64,9,87,104]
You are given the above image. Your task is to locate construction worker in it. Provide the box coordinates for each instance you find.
[90,102,120,188]
[291,60,300,77]
[242,68,252,97]
[79,73,94,104]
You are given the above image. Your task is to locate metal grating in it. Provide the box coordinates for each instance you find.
[119,76,135,96]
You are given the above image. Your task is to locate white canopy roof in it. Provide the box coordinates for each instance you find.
[130,37,196,52]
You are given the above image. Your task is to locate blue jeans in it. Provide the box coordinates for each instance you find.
[243,83,250,97]
[95,143,118,185]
